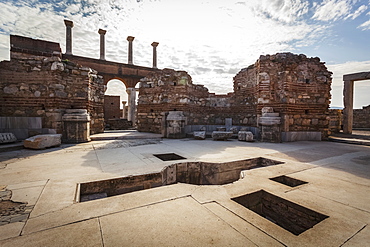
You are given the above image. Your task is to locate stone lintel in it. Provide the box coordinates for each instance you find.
[343,72,370,81]
[64,20,74,28]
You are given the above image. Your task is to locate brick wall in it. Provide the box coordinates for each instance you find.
[104,95,121,120]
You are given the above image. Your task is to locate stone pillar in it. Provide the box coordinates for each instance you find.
[62,109,91,143]
[98,29,107,60]
[121,101,127,119]
[127,36,135,65]
[126,88,136,123]
[64,20,74,55]
[151,42,159,68]
[343,80,354,134]
[258,107,281,143]
[166,111,187,139]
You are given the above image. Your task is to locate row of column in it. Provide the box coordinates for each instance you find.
[64,20,159,68]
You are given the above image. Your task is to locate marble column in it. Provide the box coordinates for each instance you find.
[151,42,159,68]
[126,88,136,123]
[121,101,127,119]
[127,36,135,65]
[64,20,74,55]
[343,80,354,134]
[98,29,107,60]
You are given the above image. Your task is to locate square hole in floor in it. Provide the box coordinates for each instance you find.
[232,190,328,235]
[270,175,308,187]
[153,153,186,161]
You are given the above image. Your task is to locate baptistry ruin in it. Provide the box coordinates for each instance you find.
[0,19,343,143]
[138,53,333,142]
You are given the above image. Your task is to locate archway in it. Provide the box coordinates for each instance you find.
[343,72,370,134]
[104,79,128,120]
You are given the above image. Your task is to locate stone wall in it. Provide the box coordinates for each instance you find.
[0,35,105,138]
[234,53,332,138]
[137,68,254,133]
[328,109,343,133]
[137,53,332,140]
[353,105,370,129]
[104,95,121,120]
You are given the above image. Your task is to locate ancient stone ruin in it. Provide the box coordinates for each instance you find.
[138,53,333,142]
[0,20,337,143]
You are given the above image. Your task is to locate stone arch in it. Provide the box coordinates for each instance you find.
[104,76,129,88]
[343,72,370,134]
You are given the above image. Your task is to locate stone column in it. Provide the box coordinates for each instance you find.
[126,88,136,123]
[98,29,107,60]
[62,109,91,143]
[343,80,354,134]
[127,36,135,65]
[151,42,159,68]
[121,101,127,119]
[64,20,74,55]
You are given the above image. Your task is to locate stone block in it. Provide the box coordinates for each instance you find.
[193,131,206,140]
[212,131,233,141]
[229,127,238,134]
[24,134,61,149]
[0,133,17,144]
[238,131,253,142]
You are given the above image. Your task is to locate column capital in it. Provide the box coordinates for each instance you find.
[64,20,74,28]
[122,101,127,105]
[98,29,106,35]
[127,36,135,42]
[151,42,159,47]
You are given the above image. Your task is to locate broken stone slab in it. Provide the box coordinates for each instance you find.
[238,131,254,142]
[216,127,226,131]
[212,131,233,141]
[193,131,206,140]
[24,134,62,149]
[0,133,17,144]
[229,127,238,134]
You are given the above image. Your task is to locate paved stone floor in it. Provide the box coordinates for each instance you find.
[0,133,369,246]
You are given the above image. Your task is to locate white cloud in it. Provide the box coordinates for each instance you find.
[312,0,352,21]
[358,19,370,30]
[327,60,370,108]
[345,4,368,20]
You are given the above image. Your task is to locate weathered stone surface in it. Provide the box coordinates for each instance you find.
[229,127,238,134]
[193,131,206,140]
[238,131,253,142]
[212,131,233,141]
[166,111,187,139]
[62,110,91,143]
[0,133,17,144]
[24,134,61,149]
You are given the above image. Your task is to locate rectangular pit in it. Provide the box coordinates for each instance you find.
[270,175,308,187]
[78,157,284,202]
[153,153,186,161]
[232,190,328,235]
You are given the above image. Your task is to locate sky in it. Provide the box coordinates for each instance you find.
[0,0,369,109]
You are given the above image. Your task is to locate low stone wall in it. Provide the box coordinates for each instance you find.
[105,119,132,130]
[353,105,370,129]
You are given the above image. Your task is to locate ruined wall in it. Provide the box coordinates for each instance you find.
[353,105,370,129]
[328,109,343,133]
[233,53,332,138]
[0,35,105,137]
[137,68,253,133]
[138,53,332,139]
